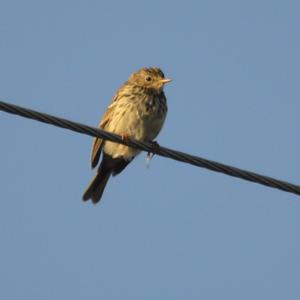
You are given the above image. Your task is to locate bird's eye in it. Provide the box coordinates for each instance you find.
[145,76,152,82]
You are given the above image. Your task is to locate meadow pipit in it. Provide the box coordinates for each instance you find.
[83,67,171,203]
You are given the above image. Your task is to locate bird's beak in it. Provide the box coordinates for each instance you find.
[160,78,172,84]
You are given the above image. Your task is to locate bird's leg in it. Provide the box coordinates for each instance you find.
[150,141,160,154]
[146,140,160,168]
[121,132,130,143]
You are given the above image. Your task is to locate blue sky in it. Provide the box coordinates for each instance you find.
[1,1,300,299]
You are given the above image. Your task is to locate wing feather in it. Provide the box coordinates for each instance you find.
[90,85,127,168]
[90,105,114,168]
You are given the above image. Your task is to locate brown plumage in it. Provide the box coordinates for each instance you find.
[82,67,171,204]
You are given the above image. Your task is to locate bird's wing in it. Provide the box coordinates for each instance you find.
[90,104,115,169]
[90,84,127,168]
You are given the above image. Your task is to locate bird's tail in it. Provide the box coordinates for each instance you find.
[82,163,111,204]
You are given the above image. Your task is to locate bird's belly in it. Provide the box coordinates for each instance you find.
[103,103,165,160]
[103,115,144,160]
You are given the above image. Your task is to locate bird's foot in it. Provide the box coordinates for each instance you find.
[121,132,130,141]
[150,141,160,154]
[120,133,131,146]
[146,141,160,168]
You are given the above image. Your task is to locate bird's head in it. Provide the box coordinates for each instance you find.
[128,67,172,92]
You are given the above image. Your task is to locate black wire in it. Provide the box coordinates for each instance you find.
[1,100,300,197]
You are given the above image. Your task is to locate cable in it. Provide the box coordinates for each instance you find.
[1,99,300,197]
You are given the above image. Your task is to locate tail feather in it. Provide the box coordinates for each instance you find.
[82,167,111,204]
[83,153,131,204]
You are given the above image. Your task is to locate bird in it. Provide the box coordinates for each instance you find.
[82,67,172,204]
